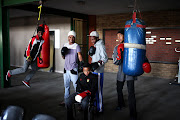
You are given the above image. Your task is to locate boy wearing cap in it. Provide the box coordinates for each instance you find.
[60,30,84,106]
[65,63,98,120]
[6,26,45,88]
[88,31,108,112]
[112,29,137,120]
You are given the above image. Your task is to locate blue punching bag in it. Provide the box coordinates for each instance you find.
[123,12,146,76]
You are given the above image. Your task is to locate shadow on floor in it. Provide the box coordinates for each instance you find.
[0,71,180,120]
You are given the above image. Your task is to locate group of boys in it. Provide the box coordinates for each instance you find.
[6,27,138,120]
[61,30,137,120]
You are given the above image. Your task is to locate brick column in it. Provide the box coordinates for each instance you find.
[88,15,96,63]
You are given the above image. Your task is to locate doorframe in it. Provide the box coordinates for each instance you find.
[47,29,60,72]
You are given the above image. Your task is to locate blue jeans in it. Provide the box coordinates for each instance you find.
[10,57,38,82]
[63,68,78,100]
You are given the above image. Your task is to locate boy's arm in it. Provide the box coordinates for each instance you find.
[112,45,122,65]
[78,52,83,62]
[25,39,33,61]
[91,45,108,71]
[76,78,80,93]
[76,77,83,93]
[77,45,83,62]
[99,44,108,63]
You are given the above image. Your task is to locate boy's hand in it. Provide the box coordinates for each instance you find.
[88,46,96,56]
[91,60,104,71]
[75,90,91,103]
[61,47,69,57]
[26,56,32,62]
[78,61,84,72]
[27,58,31,62]
[117,44,124,60]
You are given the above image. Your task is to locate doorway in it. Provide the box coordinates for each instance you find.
[72,18,89,63]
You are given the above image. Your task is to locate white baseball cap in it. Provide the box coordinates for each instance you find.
[87,31,99,37]
[68,30,76,38]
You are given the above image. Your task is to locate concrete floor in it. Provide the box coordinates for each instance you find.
[0,70,180,120]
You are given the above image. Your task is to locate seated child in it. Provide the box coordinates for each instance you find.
[65,63,98,120]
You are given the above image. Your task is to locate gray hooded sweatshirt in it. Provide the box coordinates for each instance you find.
[112,44,137,81]
[91,39,108,73]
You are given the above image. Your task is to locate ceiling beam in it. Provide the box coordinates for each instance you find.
[3,0,39,7]
[12,4,88,20]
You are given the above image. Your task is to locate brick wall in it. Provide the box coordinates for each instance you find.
[103,29,119,58]
[97,10,180,39]
[104,29,180,63]
[146,29,180,63]
[105,60,178,79]
[97,9,180,79]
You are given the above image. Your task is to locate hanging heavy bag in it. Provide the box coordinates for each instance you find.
[123,12,146,76]
[37,24,50,68]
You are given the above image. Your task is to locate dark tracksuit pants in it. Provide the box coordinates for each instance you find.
[65,93,90,120]
[117,80,137,118]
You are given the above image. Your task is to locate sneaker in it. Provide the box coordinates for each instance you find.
[98,107,104,113]
[115,106,125,111]
[99,109,104,113]
[22,81,30,88]
[6,71,11,81]
[115,106,122,111]
[130,117,137,120]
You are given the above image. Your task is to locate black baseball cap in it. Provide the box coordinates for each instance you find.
[37,26,44,33]
[117,29,124,35]
[83,63,91,68]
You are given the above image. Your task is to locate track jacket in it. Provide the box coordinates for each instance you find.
[24,35,44,61]
[91,39,108,73]
[76,73,98,98]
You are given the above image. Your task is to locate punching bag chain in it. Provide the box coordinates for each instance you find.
[32,0,44,37]
[133,0,137,12]
[38,4,42,21]
[132,0,143,20]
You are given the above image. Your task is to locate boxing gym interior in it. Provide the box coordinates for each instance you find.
[0,0,180,120]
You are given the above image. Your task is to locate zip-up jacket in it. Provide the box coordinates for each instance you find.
[76,73,98,98]
[91,39,108,73]
[24,35,44,61]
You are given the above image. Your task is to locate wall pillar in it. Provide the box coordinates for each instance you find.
[88,15,96,63]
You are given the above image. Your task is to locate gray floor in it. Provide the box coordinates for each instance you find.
[0,70,180,120]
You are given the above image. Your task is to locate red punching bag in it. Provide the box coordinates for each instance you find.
[37,24,50,68]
